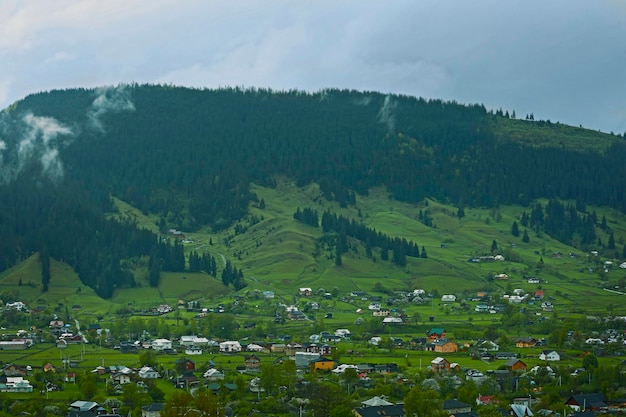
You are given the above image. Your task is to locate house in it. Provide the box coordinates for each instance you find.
[432,340,459,353]
[49,320,64,329]
[382,317,403,325]
[475,304,489,313]
[476,340,499,352]
[141,403,164,417]
[138,366,160,379]
[476,395,496,406]
[0,340,30,350]
[180,335,209,347]
[373,309,390,317]
[245,354,261,370]
[0,375,33,392]
[332,364,359,374]
[185,345,202,355]
[516,337,537,348]
[427,328,446,340]
[353,404,405,417]
[441,294,457,302]
[67,401,107,417]
[431,357,451,373]
[295,352,320,368]
[152,338,172,352]
[219,340,242,353]
[176,358,195,371]
[203,368,225,381]
[443,399,472,415]
[564,393,607,412]
[511,404,534,417]
[362,396,394,407]
[247,343,264,352]
[334,329,351,339]
[539,350,561,361]
[495,352,517,360]
[299,287,313,296]
[111,372,132,385]
[2,364,28,377]
[174,373,201,389]
[311,357,335,372]
[505,358,527,372]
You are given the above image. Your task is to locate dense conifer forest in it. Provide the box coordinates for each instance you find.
[1,84,625,297]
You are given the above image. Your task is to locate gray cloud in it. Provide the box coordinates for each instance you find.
[0,1,624,134]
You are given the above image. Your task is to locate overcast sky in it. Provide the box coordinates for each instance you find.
[1,0,625,134]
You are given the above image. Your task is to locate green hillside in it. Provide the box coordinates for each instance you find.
[3,178,624,319]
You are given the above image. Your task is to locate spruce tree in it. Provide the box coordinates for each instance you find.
[511,221,520,237]
[522,229,529,243]
[41,245,51,292]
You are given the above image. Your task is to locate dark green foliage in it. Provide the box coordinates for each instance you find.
[522,229,530,243]
[221,260,246,290]
[511,221,520,237]
[608,232,615,249]
[320,209,420,266]
[40,245,50,292]
[294,207,319,227]
[457,206,465,218]
[490,239,498,252]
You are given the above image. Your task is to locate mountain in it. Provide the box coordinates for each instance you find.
[0,84,624,300]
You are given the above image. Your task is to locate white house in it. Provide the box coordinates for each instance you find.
[334,329,351,339]
[332,364,359,374]
[539,350,560,361]
[247,343,265,352]
[368,303,381,311]
[441,294,456,302]
[180,335,209,347]
[138,366,160,379]
[203,368,225,381]
[219,341,242,353]
[382,317,403,324]
[0,376,33,392]
[152,338,172,351]
[369,336,382,346]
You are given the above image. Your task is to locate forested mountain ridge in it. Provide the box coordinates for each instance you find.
[0,84,624,298]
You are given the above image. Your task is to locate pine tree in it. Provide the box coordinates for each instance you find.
[490,239,498,252]
[41,245,51,292]
[420,246,428,259]
[335,245,342,266]
[608,232,615,250]
[511,221,520,237]
[457,207,465,219]
[522,229,530,243]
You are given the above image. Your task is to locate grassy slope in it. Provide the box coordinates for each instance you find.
[492,117,622,153]
[1,179,625,320]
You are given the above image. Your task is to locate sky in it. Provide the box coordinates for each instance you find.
[1,0,625,134]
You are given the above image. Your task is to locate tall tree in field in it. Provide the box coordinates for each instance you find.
[41,245,51,292]
[511,221,520,237]
[149,246,161,288]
